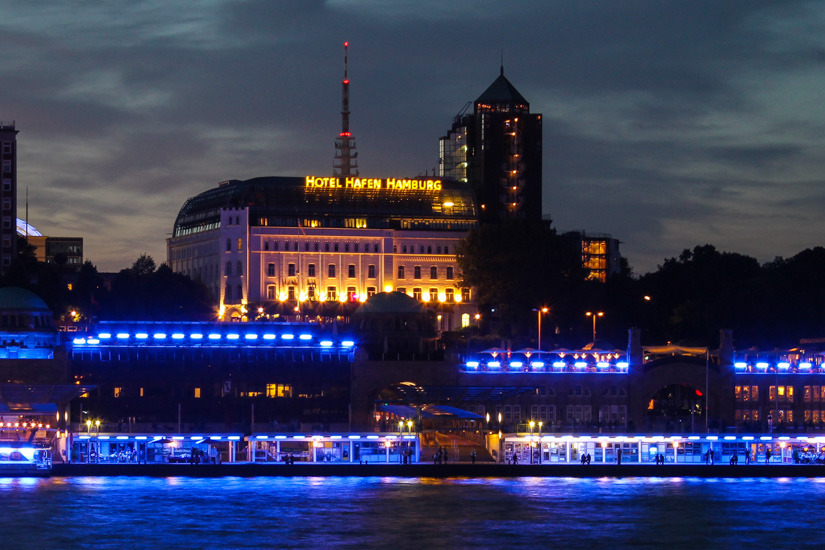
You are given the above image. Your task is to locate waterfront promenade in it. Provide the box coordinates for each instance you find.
[53,462,825,478]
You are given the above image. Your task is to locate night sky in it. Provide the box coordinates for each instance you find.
[1,1,822,274]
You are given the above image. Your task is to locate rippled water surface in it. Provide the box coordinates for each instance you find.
[2,476,824,548]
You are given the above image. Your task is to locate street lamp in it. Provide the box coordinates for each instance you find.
[533,307,548,351]
[529,421,535,463]
[585,311,604,343]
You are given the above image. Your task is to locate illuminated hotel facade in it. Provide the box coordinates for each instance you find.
[167,175,478,329]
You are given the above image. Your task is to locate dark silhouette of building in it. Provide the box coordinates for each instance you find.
[439,67,542,223]
[0,122,18,273]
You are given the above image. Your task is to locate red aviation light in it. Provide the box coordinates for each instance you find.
[344,41,349,47]
[343,80,349,84]
[339,132,351,137]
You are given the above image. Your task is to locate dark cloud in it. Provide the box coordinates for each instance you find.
[0,0,823,273]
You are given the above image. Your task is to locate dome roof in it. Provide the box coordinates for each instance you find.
[353,292,427,315]
[0,287,51,312]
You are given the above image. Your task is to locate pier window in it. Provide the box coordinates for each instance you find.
[348,264,356,278]
[267,263,275,276]
[288,263,296,276]
[414,266,422,279]
[430,266,438,279]
[308,264,316,277]
[328,264,336,277]
[368,264,376,278]
[398,265,405,279]
[327,287,337,301]
[267,285,275,300]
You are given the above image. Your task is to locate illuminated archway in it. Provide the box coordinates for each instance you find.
[647,383,704,422]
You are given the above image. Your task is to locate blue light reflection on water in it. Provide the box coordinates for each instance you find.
[2,476,825,549]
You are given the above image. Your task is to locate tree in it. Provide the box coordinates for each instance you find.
[456,220,586,340]
[100,255,213,320]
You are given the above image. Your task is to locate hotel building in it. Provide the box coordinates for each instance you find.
[167,175,478,329]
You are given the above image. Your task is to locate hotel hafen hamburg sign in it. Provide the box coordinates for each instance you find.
[305,176,442,192]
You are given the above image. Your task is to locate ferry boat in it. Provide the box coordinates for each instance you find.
[0,443,52,476]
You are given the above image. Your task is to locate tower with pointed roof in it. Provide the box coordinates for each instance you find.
[439,67,542,222]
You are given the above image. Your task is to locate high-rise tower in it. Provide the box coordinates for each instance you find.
[333,42,358,177]
[0,121,18,272]
[440,67,542,222]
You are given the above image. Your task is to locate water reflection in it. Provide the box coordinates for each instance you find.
[0,477,823,548]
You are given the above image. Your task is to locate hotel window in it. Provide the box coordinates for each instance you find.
[446,288,454,302]
[347,287,356,301]
[413,288,422,300]
[304,243,310,251]
[1,142,10,154]
[225,283,232,300]
[348,264,356,278]
[236,285,242,300]
[114,387,122,398]
[403,245,407,253]
[237,261,243,276]
[308,264,316,277]
[446,266,454,279]
[373,244,379,252]
[461,288,471,302]
[461,313,470,328]
[419,246,424,253]
[430,266,438,279]
[267,263,275,276]
[367,286,376,297]
[314,243,319,252]
[414,266,422,279]
[226,239,231,251]
[368,265,376,278]
[354,244,359,252]
[288,263,296,276]
[140,388,144,397]
[437,246,442,254]
[334,244,339,252]
[325,243,330,252]
[237,238,243,251]
[444,245,449,254]
[345,244,350,252]
[398,265,405,279]
[264,242,270,251]
[266,384,293,398]
[225,262,232,276]
[327,287,337,301]
[267,285,275,300]
[428,288,437,302]
[2,180,10,192]
[194,388,201,399]
[328,264,336,277]
[1,160,10,173]
[273,242,279,251]
[308,286,315,299]
[427,246,432,254]
[288,286,296,300]
[397,287,406,295]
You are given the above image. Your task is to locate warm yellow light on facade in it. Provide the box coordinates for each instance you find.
[383,285,393,293]
[454,294,462,303]
[278,292,287,301]
[359,294,367,303]
[438,293,446,302]
[319,293,327,302]
[298,291,308,302]
[422,292,430,302]
[339,294,347,303]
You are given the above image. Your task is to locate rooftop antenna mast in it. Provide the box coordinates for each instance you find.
[333,41,358,177]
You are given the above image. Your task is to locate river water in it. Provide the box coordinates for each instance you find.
[1,476,822,548]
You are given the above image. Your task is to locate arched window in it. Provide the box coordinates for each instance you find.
[237,261,243,276]
[225,262,232,276]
